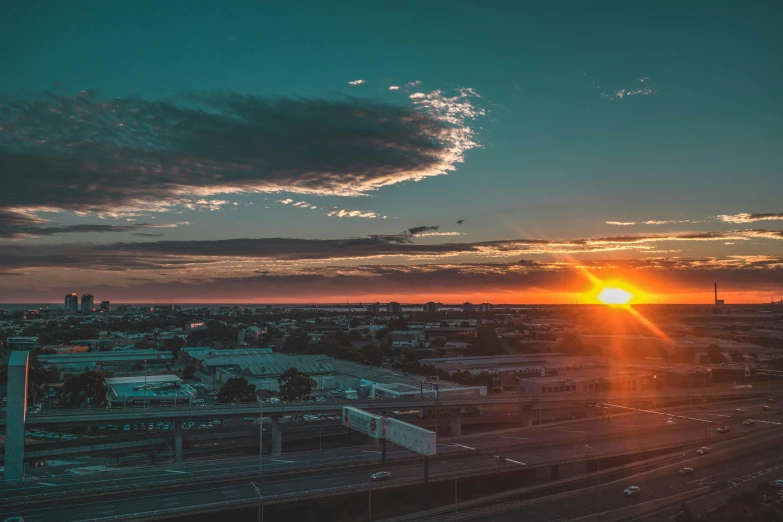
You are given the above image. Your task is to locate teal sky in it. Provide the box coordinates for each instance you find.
[1,1,782,303]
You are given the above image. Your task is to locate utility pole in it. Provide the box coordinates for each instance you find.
[258,397,264,472]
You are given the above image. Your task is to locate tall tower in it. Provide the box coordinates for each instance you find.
[81,294,94,312]
[714,282,724,305]
[65,293,79,313]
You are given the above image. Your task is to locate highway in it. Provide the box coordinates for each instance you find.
[8,395,776,493]
[1,396,779,521]
[460,431,783,521]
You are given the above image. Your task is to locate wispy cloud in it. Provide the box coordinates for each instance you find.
[277,199,294,205]
[606,221,636,226]
[717,212,783,223]
[593,75,657,100]
[328,208,379,219]
[348,79,366,86]
[292,201,319,210]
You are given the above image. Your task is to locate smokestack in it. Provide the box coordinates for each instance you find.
[714,282,718,304]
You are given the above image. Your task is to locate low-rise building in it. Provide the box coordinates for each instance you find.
[390,331,425,348]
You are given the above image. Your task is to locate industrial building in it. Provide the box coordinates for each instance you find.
[37,349,173,371]
[106,375,197,406]
[517,369,654,397]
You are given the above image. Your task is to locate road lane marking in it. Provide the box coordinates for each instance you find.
[38,482,56,486]
[506,458,526,465]
[500,437,529,440]
[708,414,731,417]
[451,443,476,450]
[270,459,295,463]
[164,469,188,474]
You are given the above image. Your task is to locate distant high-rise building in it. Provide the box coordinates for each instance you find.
[65,293,79,313]
[386,301,402,314]
[81,294,94,312]
[462,302,475,312]
[478,302,494,313]
[100,301,111,311]
[423,301,439,313]
[366,302,381,314]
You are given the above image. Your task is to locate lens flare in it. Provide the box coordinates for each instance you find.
[597,287,633,305]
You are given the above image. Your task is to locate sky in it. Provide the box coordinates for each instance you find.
[1,0,782,304]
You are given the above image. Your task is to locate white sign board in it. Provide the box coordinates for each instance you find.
[343,406,383,438]
[383,417,436,456]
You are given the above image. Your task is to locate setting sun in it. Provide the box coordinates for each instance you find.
[597,287,633,305]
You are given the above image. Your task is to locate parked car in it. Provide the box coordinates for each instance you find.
[32,461,45,467]
[696,447,711,455]
[735,409,745,415]
[763,405,772,410]
[717,426,730,434]
[370,471,392,482]
[678,468,694,476]
[743,419,756,426]
[771,479,783,488]
[623,486,641,497]
[666,420,677,425]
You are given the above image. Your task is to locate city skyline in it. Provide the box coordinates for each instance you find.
[1,1,782,304]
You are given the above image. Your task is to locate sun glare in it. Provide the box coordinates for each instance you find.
[597,287,633,305]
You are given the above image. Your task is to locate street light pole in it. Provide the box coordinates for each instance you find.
[251,482,263,522]
[258,397,264,472]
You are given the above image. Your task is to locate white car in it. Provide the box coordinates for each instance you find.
[623,486,641,497]
[666,420,677,425]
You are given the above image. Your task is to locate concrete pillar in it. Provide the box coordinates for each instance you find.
[271,417,282,456]
[534,465,552,483]
[449,409,462,437]
[174,421,183,464]
[557,461,587,479]
[4,351,29,482]
[521,408,533,427]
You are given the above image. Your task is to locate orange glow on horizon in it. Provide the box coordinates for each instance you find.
[597,287,633,305]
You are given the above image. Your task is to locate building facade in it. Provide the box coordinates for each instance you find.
[80,294,94,312]
[65,293,79,313]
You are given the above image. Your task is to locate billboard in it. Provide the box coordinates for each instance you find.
[384,417,436,456]
[343,406,383,438]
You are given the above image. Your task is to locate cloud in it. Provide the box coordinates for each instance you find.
[717,212,783,223]
[416,231,463,237]
[277,199,294,205]
[348,79,366,86]
[598,76,657,100]
[457,220,464,225]
[133,232,165,237]
[388,86,400,91]
[407,225,439,236]
[7,257,782,303]
[292,201,319,210]
[606,221,636,226]
[327,208,379,219]
[0,88,483,222]
[2,229,777,273]
[0,214,187,240]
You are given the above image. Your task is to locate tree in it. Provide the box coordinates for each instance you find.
[729,350,744,363]
[278,367,317,401]
[706,344,727,364]
[58,370,108,408]
[217,377,257,403]
[135,340,150,350]
[182,363,197,379]
[27,354,49,402]
[45,364,61,384]
[375,328,389,341]
[163,336,185,356]
[282,329,310,354]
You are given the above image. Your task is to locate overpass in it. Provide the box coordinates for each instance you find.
[1,388,772,480]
